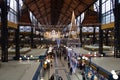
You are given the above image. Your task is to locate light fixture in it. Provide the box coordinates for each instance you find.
[77,57,80,60]
[112,51,114,54]
[30,55,33,58]
[24,55,26,58]
[68,48,72,51]
[82,56,85,59]
[111,70,119,79]
[27,57,30,60]
[111,70,116,75]
[88,52,91,54]
[113,74,118,79]
[37,60,40,62]
[47,59,50,63]
[94,52,97,56]
[94,52,97,54]
[44,61,47,64]
[85,57,88,60]
[101,54,103,57]
[19,57,22,60]
[94,54,97,57]
[40,78,44,80]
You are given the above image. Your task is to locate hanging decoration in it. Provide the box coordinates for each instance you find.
[69,11,78,39]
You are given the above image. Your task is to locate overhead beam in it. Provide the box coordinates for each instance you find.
[58,0,72,25]
[35,0,46,24]
[43,0,49,25]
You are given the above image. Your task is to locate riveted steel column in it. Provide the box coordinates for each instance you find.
[79,16,82,47]
[1,0,8,62]
[114,0,120,58]
[105,30,109,46]
[92,27,96,44]
[14,0,20,60]
[99,0,103,54]
[31,27,34,48]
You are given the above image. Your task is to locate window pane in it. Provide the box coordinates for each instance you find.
[106,15,110,23]
[14,0,17,12]
[102,0,106,3]
[106,0,111,12]
[10,0,17,11]
[111,13,114,22]
[95,27,99,32]
[102,16,106,24]
[102,3,106,13]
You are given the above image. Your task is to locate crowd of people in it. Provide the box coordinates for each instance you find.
[46,45,87,80]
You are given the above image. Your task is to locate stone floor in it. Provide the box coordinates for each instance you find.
[91,57,120,72]
[0,49,47,80]
[0,61,40,80]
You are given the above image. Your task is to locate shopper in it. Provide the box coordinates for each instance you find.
[70,67,73,75]
[58,76,63,80]
[82,70,85,80]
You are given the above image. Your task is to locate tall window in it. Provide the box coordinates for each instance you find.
[94,0,114,24]
[102,0,114,24]
[7,0,22,23]
[10,0,17,11]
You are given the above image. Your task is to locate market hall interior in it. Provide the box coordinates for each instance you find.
[0,0,120,80]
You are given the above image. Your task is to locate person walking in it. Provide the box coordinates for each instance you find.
[82,70,86,80]
[68,62,70,68]
[70,67,73,75]
[58,76,63,80]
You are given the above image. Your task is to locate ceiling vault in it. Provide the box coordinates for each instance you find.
[21,0,98,31]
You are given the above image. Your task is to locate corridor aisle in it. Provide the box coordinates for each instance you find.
[43,48,83,80]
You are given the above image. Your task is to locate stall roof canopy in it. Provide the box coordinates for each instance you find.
[82,9,99,27]
[1,0,98,31]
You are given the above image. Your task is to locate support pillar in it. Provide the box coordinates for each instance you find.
[14,0,20,60]
[80,26,82,47]
[39,29,42,45]
[1,0,8,62]
[31,27,34,48]
[92,27,96,44]
[99,0,103,54]
[14,27,20,60]
[105,30,109,46]
[79,16,82,47]
[114,0,120,58]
